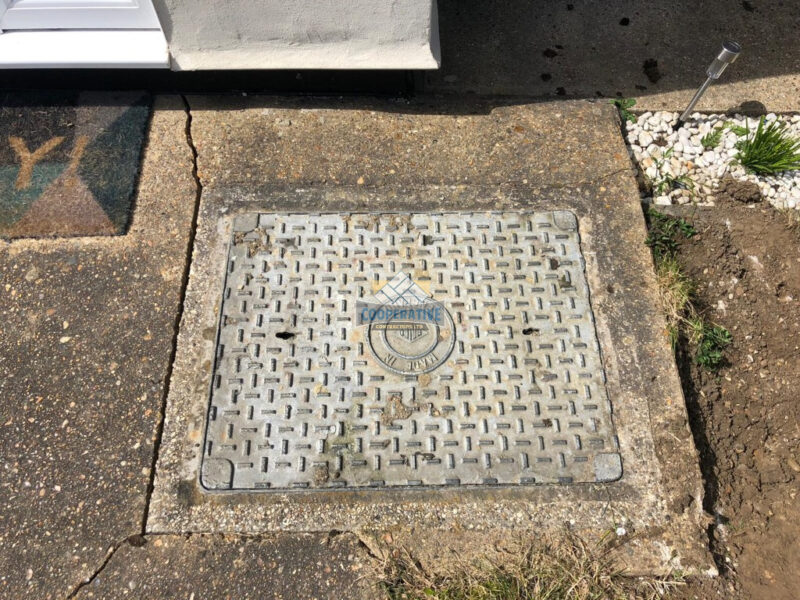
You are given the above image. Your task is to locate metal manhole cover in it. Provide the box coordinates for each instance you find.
[201,211,621,491]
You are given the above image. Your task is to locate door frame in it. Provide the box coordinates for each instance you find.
[0,0,9,32]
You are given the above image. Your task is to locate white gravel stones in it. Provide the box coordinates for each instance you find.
[625,111,800,210]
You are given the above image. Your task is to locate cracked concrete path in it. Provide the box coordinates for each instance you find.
[0,96,196,599]
[71,533,376,599]
[1,93,709,597]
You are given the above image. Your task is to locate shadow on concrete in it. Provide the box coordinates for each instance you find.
[0,69,418,96]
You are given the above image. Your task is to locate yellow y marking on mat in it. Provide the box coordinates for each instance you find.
[64,136,89,179]
[9,136,65,190]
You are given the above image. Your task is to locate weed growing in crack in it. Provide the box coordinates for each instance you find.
[735,116,800,175]
[645,209,731,371]
[611,97,637,123]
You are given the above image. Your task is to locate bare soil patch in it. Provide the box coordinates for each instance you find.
[668,199,800,599]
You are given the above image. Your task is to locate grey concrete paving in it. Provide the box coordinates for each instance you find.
[72,533,376,600]
[0,97,195,599]
[428,0,800,111]
[187,95,630,192]
[148,96,711,576]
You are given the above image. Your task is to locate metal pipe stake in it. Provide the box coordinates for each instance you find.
[677,41,742,127]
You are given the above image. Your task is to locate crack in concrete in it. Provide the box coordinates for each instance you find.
[63,538,126,599]
[140,95,204,532]
[140,96,203,528]
[63,95,205,600]
[63,530,373,598]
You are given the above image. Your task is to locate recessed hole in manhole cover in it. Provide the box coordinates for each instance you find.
[201,211,620,491]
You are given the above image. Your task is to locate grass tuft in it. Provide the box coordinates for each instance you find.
[376,532,682,600]
[735,116,800,175]
[645,209,732,371]
[655,256,694,348]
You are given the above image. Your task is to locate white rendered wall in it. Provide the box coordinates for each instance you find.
[152,0,440,70]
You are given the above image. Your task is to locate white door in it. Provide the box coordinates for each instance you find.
[0,0,161,30]
[0,0,168,67]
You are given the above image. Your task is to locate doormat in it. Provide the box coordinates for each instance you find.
[0,91,151,240]
[201,211,620,491]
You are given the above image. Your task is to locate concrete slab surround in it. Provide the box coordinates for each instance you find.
[148,96,713,575]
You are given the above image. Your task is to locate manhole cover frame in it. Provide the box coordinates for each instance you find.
[198,210,621,493]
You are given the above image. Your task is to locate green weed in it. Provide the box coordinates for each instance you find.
[727,123,749,137]
[644,208,696,261]
[652,174,694,197]
[694,323,733,371]
[611,97,637,123]
[700,125,725,150]
[646,148,696,200]
[735,116,800,175]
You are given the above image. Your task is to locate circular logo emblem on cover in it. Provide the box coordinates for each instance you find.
[367,300,455,375]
